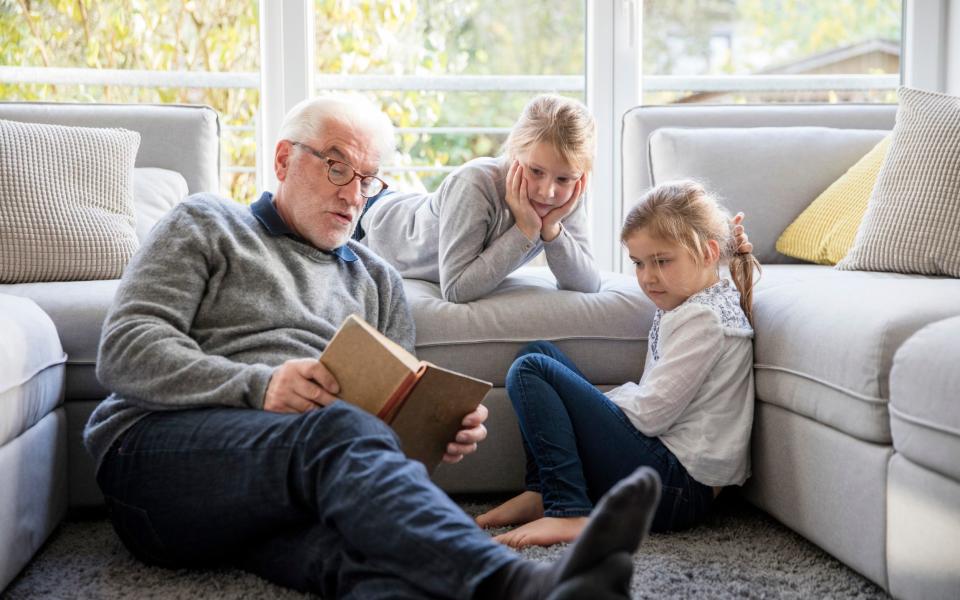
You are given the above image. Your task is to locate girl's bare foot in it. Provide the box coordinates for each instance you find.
[476,491,544,528]
[493,516,589,548]
[474,468,663,599]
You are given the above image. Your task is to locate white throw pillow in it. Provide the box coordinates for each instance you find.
[838,87,960,277]
[132,167,190,242]
[0,119,141,283]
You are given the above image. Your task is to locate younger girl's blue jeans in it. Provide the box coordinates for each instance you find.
[507,340,715,532]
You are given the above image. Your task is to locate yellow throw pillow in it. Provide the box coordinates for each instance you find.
[776,135,891,265]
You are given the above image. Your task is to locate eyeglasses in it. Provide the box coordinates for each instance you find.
[291,141,388,198]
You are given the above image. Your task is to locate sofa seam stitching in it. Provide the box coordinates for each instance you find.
[753,362,887,404]
[889,404,960,438]
[417,335,648,348]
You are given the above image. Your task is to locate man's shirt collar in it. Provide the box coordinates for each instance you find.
[251,191,358,262]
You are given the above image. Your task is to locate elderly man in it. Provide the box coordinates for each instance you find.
[84,95,662,599]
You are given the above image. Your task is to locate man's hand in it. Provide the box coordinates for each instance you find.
[731,212,753,255]
[264,358,340,413]
[505,161,542,241]
[442,403,489,464]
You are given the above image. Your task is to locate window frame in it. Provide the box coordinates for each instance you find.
[0,0,933,255]
[257,0,934,272]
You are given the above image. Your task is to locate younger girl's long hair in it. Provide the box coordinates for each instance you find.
[621,180,761,325]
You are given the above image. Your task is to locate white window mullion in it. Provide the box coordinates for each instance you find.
[903,0,948,93]
[951,0,960,95]
[259,0,315,192]
[587,0,642,273]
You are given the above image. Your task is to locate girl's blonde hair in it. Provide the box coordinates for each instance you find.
[502,94,597,174]
[621,180,761,325]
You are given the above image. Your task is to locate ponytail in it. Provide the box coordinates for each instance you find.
[728,243,761,327]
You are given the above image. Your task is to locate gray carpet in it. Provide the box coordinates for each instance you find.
[4,494,890,599]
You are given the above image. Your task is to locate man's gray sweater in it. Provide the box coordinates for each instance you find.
[83,193,415,469]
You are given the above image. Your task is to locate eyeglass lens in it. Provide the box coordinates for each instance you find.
[326,160,383,197]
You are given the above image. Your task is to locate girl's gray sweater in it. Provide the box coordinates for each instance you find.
[360,157,601,303]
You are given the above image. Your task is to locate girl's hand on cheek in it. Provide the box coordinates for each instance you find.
[505,161,542,241]
[541,173,588,242]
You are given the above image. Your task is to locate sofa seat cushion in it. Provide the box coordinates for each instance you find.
[890,316,960,481]
[0,294,66,446]
[753,265,960,443]
[0,279,119,400]
[407,267,652,386]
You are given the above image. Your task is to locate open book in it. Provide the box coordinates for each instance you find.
[319,314,492,472]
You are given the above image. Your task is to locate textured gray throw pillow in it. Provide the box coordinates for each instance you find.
[837,87,960,276]
[0,119,141,283]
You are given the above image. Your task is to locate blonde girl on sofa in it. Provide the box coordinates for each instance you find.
[358,94,601,303]
[477,180,761,548]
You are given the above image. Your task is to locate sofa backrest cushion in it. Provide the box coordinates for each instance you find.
[0,102,219,195]
[621,103,897,268]
[646,126,888,263]
[132,167,190,242]
[775,135,892,265]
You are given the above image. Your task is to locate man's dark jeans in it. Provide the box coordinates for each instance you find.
[507,340,715,532]
[96,402,513,599]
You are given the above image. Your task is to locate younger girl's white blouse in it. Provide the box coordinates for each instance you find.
[605,279,755,487]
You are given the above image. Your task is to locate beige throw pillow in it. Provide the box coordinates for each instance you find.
[0,119,141,283]
[837,87,960,276]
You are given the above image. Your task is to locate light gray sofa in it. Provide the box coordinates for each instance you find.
[0,102,220,590]
[615,103,960,599]
[0,294,67,591]
[2,101,958,600]
[422,103,960,599]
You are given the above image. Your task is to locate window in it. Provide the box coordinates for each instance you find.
[0,1,260,201]
[3,0,925,269]
[642,0,903,105]
[312,0,586,192]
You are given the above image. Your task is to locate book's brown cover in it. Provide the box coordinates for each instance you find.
[319,314,492,471]
[389,364,491,469]
[319,315,420,415]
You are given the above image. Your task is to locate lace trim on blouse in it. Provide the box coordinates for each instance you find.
[649,279,752,362]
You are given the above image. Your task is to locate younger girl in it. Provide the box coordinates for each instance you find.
[477,180,761,547]
[359,94,600,303]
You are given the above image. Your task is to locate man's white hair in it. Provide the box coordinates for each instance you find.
[277,94,395,164]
